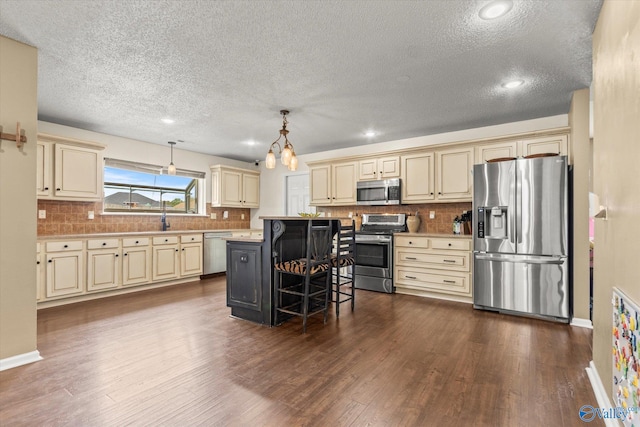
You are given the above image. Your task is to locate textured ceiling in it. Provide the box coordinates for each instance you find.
[0,0,602,162]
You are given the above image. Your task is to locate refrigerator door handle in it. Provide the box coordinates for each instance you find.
[474,253,566,265]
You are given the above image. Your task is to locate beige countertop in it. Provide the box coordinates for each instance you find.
[394,232,472,238]
[37,229,262,241]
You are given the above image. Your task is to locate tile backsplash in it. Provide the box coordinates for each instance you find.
[37,200,250,236]
[318,202,472,234]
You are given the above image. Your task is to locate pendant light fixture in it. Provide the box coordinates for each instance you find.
[167,141,177,175]
[265,110,298,171]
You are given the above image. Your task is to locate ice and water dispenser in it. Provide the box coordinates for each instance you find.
[476,206,508,239]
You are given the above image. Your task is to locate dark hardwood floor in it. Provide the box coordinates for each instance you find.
[1,277,601,426]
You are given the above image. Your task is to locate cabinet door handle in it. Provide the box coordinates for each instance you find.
[406,275,417,279]
[443,280,456,284]
[406,257,417,260]
[443,259,456,263]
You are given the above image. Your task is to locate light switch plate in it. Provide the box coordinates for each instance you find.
[223,211,229,219]
[429,211,435,219]
[38,210,46,219]
[241,213,245,220]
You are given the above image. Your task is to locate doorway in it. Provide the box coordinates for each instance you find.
[285,173,314,216]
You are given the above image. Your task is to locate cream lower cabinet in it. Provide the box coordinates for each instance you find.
[86,238,121,292]
[122,237,152,287]
[309,161,357,206]
[394,235,472,302]
[45,240,84,299]
[152,236,180,281]
[180,234,203,276]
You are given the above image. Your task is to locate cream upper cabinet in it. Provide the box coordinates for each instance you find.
[435,147,473,201]
[358,156,400,181]
[401,152,435,203]
[36,141,53,197]
[475,141,518,163]
[310,164,331,205]
[474,135,569,164]
[519,134,568,158]
[37,134,105,201]
[332,162,357,204]
[309,162,357,205]
[210,165,260,208]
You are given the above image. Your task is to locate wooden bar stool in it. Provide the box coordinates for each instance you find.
[274,220,333,333]
[332,219,356,318]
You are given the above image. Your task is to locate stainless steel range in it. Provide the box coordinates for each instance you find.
[355,213,406,293]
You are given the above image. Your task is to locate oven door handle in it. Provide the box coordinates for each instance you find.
[356,240,392,245]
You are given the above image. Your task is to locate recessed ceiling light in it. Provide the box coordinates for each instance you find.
[161,118,174,124]
[364,131,377,138]
[245,140,258,146]
[479,0,513,20]
[502,79,524,89]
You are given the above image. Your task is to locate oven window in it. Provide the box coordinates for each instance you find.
[357,187,386,202]
[355,242,389,268]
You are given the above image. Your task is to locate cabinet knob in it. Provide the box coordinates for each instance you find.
[63,244,68,248]
[135,240,139,244]
[430,192,434,195]
[175,249,179,252]
[56,188,61,191]
[448,243,452,246]
[48,259,52,263]
[115,254,119,257]
[165,239,168,242]
[44,187,49,190]
[409,241,413,244]
[182,248,185,251]
[124,253,128,256]
[102,242,107,246]
[438,192,442,195]
[37,261,40,265]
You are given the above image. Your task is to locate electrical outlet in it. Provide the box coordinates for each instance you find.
[210,213,217,220]
[88,211,94,220]
[223,211,229,219]
[429,211,435,219]
[241,213,245,220]
[38,210,46,219]
[348,212,353,218]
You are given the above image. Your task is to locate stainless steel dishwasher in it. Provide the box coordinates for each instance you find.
[203,232,232,274]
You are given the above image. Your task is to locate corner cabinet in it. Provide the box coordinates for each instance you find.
[37,134,106,201]
[309,161,357,206]
[210,165,260,208]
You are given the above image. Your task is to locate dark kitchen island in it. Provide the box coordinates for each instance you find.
[225,217,342,326]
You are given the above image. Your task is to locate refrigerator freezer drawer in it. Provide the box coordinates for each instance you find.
[473,253,569,321]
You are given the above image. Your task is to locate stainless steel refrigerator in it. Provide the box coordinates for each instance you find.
[472,156,570,322]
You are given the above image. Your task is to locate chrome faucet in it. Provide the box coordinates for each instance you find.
[161,211,170,231]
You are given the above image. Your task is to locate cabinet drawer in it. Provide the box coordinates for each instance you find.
[395,235,429,249]
[430,238,470,251]
[87,238,119,250]
[46,241,83,252]
[396,267,470,296]
[396,248,470,272]
[181,234,203,243]
[122,237,150,247]
[153,236,179,245]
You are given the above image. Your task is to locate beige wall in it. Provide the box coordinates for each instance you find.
[0,37,38,360]
[592,0,640,396]
[569,88,591,321]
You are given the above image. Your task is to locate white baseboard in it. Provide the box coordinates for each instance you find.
[585,360,619,427]
[0,350,43,371]
[570,317,593,329]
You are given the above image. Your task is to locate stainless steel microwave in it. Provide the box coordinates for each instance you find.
[356,178,401,205]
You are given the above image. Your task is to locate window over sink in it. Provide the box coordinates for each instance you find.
[103,158,205,214]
